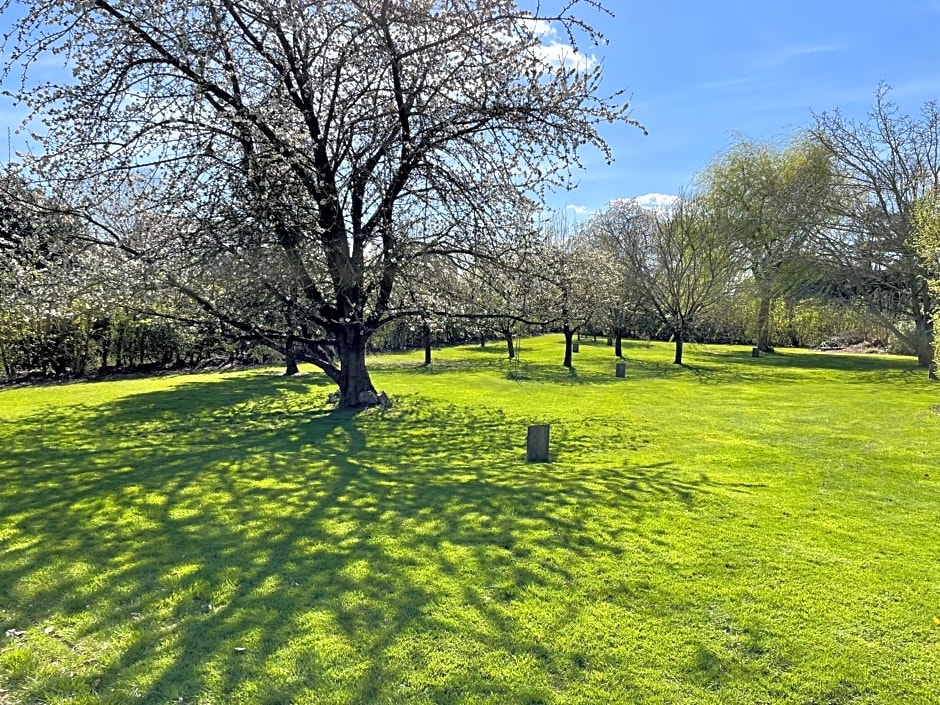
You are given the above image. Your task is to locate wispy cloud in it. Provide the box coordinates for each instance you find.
[565,204,590,216]
[752,43,846,73]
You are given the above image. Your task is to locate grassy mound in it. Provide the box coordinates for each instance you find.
[1,336,938,704]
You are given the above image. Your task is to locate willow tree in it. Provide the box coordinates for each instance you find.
[2,0,640,407]
[701,137,836,352]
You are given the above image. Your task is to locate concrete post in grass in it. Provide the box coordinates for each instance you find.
[751,347,760,357]
[526,424,550,462]
[572,342,580,353]
[615,362,626,378]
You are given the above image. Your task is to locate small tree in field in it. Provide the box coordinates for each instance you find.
[590,197,740,365]
[540,217,602,368]
[2,0,641,407]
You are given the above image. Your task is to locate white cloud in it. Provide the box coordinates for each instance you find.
[534,42,598,72]
[565,204,590,216]
[629,193,680,212]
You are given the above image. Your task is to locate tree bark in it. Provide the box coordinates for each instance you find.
[422,322,432,366]
[100,322,111,369]
[337,327,377,409]
[284,334,299,375]
[479,332,486,348]
[916,321,934,367]
[673,332,684,365]
[563,324,574,368]
[756,294,773,352]
[115,326,124,367]
[504,330,515,360]
[0,339,11,377]
[615,332,623,358]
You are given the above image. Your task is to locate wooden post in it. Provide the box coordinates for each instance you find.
[751,347,760,357]
[526,424,550,462]
[572,342,580,353]
[615,362,626,378]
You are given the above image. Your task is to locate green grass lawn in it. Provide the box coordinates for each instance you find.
[1,335,938,704]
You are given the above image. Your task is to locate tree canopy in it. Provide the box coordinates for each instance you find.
[2,0,641,406]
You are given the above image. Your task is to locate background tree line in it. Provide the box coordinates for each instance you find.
[1,0,937,397]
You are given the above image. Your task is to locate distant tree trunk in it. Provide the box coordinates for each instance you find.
[115,326,124,367]
[0,340,11,377]
[915,318,934,367]
[336,326,377,409]
[785,300,801,347]
[284,334,299,375]
[422,322,432,366]
[756,294,773,352]
[673,331,684,365]
[615,332,623,358]
[100,322,111,368]
[479,332,486,348]
[503,328,515,359]
[563,323,574,368]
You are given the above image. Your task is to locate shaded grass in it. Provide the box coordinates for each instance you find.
[0,336,939,704]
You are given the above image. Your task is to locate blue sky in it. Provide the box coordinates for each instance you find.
[553,0,940,215]
[2,1,939,217]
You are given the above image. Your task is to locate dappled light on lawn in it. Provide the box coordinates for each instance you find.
[0,336,938,704]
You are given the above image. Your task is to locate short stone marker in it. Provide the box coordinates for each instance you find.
[751,347,760,357]
[615,362,626,378]
[572,342,580,353]
[526,424,550,462]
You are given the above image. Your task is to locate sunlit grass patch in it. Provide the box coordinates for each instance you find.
[1,336,938,704]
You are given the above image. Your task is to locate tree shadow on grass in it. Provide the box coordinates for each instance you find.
[0,372,720,704]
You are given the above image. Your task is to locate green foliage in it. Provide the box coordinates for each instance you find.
[913,195,940,367]
[1,336,938,703]
[701,135,837,350]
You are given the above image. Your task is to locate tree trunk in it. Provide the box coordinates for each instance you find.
[563,324,574,368]
[673,332,684,365]
[0,339,11,377]
[504,329,515,360]
[284,334,299,375]
[100,323,111,369]
[915,317,934,368]
[115,325,124,367]
[422,322,432,366]
[479,332,486,348]
[337,327,377,409]
[756,294,773,352]
[615,332,623,358]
